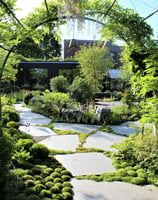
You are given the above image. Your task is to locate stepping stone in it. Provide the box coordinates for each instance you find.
[53,123,100,133]
[55,152,115,176]
[108,125,137,136]
[84,131,126,151]
[14,103,51,125]
[19,125,56,136]
[71,179,158,200]
[39,135,79,151]
[19,112,51,125]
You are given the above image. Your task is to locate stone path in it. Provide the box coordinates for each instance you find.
[71,179,158,200]
[14,103,158,200]
[55,152,116,176]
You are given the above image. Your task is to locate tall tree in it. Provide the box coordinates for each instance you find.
[75,43,113,94]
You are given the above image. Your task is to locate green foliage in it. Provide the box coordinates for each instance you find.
[75,44,114,93]
[6,121,20,128]
[70,76,93,106]
[62,186,73,194]
[30,143,49,160]
[50,185,61,193]
[62,192,73,200]
[26,195,40,200]
[12,149,32,165]
[1,95,15,106]
[45,181,54,188]
[42,91,73,117]
[34,184,46,193]
[2,105,20,125]
[40,189,51,198]
[50,75,69,93]
[25,179,35,187]
[16,139,34,151]
[24,92,33,105]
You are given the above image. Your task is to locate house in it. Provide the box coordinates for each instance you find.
[17,40,123,90]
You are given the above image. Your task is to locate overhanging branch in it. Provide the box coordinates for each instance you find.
[0,0,25,28]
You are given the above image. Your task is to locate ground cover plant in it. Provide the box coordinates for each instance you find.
[1,96,73,200]
[76,129,158,187]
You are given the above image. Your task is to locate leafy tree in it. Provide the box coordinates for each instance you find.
[75,44,113,94]
[42,91,72,117]
[70,76,93,111]
[50,75,69,93]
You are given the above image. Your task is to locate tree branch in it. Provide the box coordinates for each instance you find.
[0,45,10,52]
[0,0,25,28]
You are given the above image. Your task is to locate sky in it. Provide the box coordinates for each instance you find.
[15,0,158,40]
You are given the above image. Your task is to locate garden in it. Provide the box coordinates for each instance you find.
[0,0,158,200]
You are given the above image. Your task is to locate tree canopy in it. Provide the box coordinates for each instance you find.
[75,43,113,93]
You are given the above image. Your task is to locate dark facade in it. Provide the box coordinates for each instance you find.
[17,61,78,89]
[17,40,122,90]
[63,39,122,68]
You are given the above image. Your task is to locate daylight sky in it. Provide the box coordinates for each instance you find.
[15,0,158,39]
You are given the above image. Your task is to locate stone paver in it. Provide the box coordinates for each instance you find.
[55,152,115,176]
[84,131,126,151]
[19,125,57,137]
[71,179,158,200]
[108,125,137,136]
[14,103,51,125]
[39,135,79,151]
[121,121,152,127]
[14,102,158,200]
[53,123,100,133]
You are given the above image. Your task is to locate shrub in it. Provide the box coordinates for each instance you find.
[61,170,72,177]
[62,187,73,194]
[26,194,40,200]
[15,193,27,200]
[30,143,49,160]
[62,192,73,200]
[34,184,46,193]
[50,75,69,93]
[63,182,72,188]
[54,178,62,183]
[2,105,20,124]
[22,174,34,181]
[24,188,37,196]
[35,180,41,185]
[31,167,42,175]
[24,179,35,187]
[117,169,127,176]
[34,175,42,180]
[54,167,63,173]
[122,176,133,183]
[50,172,61,178]
[55,183,63,189]
[45,181,54,189]
[127,170,137,177]
[121,162,130,168]
[44,176,54,183]
[16,139,34,151]
[52,194,63,200]
[24,92,33,105]
[50,185,60,193]
[42,168,54,176]
[5,127,19,136]
[61,175,71,182]
[40,190,51,198]
[42,198,52,200]
[6,121,20,128]
[131,177,146,185]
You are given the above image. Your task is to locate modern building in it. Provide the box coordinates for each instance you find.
[17,40,123,90]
